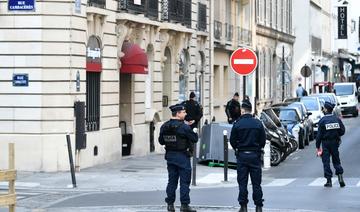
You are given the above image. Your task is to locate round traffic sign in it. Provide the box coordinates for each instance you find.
[230,47,258,76]
[300,65,311,78]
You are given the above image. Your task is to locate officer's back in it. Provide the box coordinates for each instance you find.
[230,114,265,152]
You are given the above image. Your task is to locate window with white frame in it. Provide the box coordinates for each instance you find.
[265,0,271,26]
[277,0,281,30]
[259,0,265,25]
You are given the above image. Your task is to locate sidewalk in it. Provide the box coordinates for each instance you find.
[5,154,239,192]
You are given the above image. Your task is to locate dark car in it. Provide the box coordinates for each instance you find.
[288,102,314,141]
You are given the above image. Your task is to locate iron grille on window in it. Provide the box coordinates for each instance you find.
[119,0,158,19]
[162,0,191,28]
[238,27,252,45]
[88,0,105,8]
[197,3,207,31]
[225,23,233,42]
[214,20,222,40]
[86,72,100,131]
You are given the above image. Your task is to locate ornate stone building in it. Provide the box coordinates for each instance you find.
[0,0,210,171]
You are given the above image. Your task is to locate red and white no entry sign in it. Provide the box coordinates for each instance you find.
[230,47,258,76]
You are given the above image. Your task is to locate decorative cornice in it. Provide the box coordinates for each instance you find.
[256,25,296,44]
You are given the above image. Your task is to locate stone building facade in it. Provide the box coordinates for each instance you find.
[0,0,210,171]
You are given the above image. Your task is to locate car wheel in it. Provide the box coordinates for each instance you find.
[298,134,304,149]
[309,129,314,141]
[271,146,282,166]
[305,133,309,146]
[289,137,298,152]
[354,110,359,117]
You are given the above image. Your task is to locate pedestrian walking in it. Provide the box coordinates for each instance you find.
[230,100,265,212]
[225,92,241,124]
[182,92,203,129]
[158,104,198,212]
[296,83,306,97]
[316,101,346,187]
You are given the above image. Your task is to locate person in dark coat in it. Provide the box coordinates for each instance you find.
[158,104,198,212]
[225,92,241,124]
[316,101,346,187]
[230,100,266,212]
[182,92,203,129]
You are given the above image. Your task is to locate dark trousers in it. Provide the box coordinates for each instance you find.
[321,140,344,179]
[237,152,263,207]
[165,152,192,205]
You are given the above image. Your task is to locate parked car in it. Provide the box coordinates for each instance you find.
[300,96,323,136]
[333,82,359,117]
[310,93,341,118]
[272,106,307,149]
[289,102,314,142]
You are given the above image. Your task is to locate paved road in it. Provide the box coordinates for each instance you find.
[1,114,359,212]
[46,115,360,212]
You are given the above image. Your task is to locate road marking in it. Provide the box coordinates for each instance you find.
[265,178,296,187]
[233,59,254,65]
[0,182,40,188]
[309,177,338,186]
[198,173,236,184]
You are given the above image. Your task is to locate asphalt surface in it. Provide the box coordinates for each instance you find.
[1,112,359,212]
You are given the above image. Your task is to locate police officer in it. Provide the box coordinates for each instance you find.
[182,92,203,129]
[225,92,241,124]
[230,100,265,212]
[158,104,198,212]
[316,101,346,187]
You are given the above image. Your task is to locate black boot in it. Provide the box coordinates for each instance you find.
[180,204,196,212]
[167,204,175,212]
[324,178,332,187]
[338,174,346,187]
[238,204,247,212]
[256,206,263,212]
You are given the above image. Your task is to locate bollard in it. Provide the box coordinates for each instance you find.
[223,130,228,182]
[263,140,271,169]
[192,128,198,186]
[66,134,77,188]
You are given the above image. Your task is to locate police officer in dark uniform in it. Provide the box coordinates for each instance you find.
[225,92,241,124]
[182,92,203,129]
[316,101,346,187]
[158,104,198,212]
[230,100,265,212]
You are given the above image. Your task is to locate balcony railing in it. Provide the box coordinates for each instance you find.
[88,0,106,8]
[119,0,158,20]
[214,20,222,40]
[161,0,191,28]
[197,3,207,31]
[237,27,252,45]
[225,23,233,42]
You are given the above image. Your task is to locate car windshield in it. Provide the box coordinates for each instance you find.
[301,98,319,111]
[314,95,332,104]
[334,84,354,96]
[289,104,305,118]
[279,109,299,122]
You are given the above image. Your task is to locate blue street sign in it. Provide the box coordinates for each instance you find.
[8,0,35,11]
[13,74,29,87]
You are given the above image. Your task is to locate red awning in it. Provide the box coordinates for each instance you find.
[120,42,148,74]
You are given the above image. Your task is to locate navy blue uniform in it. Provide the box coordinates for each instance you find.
[316,114,345,179]
[182,99,203,129]
[159,119,198,205]
[230,114,266,207]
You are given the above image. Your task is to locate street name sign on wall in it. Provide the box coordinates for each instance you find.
[338,6,347,39]
[13,74,29,87]
[8,0,35,11]
[230,47,258,76]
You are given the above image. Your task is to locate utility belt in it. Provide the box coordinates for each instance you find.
[166,148,193,157]
[235,149,262,156]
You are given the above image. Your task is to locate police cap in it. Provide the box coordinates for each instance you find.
[169,104,186,113]
[241,99,252,110]
[324,101,335,111]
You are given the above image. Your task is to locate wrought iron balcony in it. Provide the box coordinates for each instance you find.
[88,0,106,8]
[119,0,159,20]
[225,23,233,42]
[197,3,207,31]
[161,0,192,28]
[237,27,252,45]
[214,20,222,40]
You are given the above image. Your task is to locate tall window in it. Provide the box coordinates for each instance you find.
[86,72,101,131]
[265,0,271,26]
